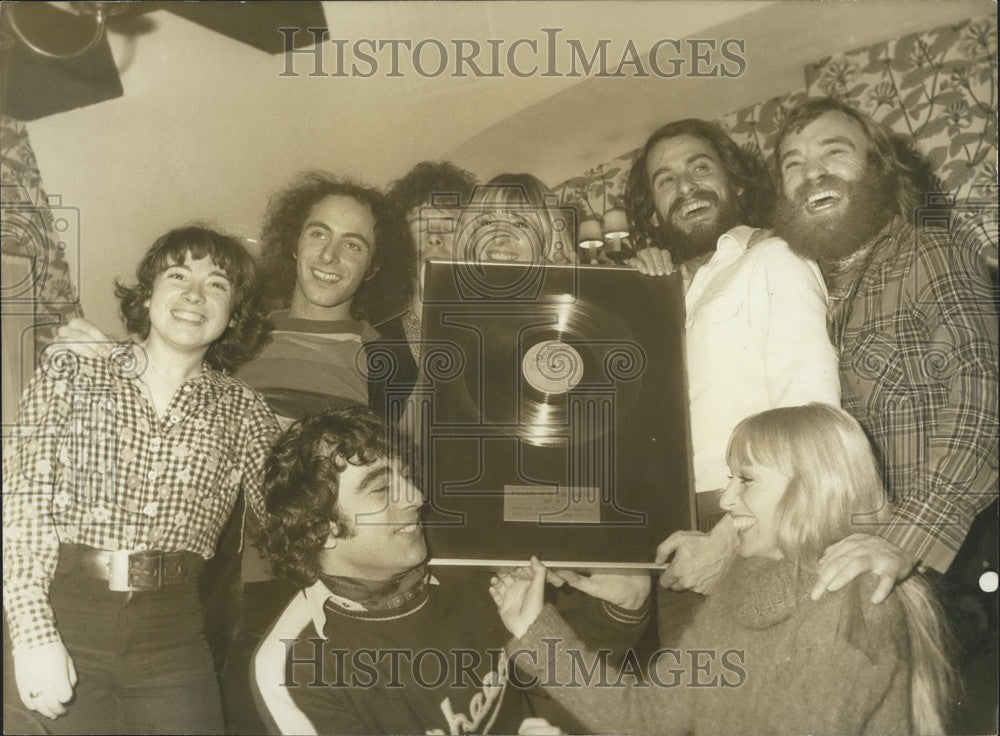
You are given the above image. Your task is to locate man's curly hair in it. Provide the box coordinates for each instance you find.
[114,225,270,373]
[624,119,775,253]
[773,96,946,221]
[386,160,477,215]
[256,402,420,587]
[258,172,416,324]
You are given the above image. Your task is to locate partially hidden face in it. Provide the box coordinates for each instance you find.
[144,254,233,354]
[719,461,790,560]
[320,456,427,580]
[645,134,736,238]
[291,195,376,320]
[407,204,461,264]
[461,210,546,264]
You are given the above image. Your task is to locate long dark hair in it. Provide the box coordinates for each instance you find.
[258,171,415,324]
[625,118,774,252]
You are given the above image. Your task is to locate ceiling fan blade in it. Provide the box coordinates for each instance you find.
[163,1,328,55]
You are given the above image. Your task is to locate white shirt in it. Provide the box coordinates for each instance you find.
[685,226,840,492]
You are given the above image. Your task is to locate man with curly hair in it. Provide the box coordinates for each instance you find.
[773,97,998,733]
[250,171,417,421]
[252,403,650,735]
[622,120,839,593]
[219,171,420,733]
[383,160,477,363]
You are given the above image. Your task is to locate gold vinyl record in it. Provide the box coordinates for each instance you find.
[473,295,646,447]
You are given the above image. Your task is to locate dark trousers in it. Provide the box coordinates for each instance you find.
[7,573,225,735]
[220,579,298,735]
[936,501,999,735]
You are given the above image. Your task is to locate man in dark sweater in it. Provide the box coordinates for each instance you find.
[251,403,650,735]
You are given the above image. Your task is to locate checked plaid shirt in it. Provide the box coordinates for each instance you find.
[829,216,998,573]
[2,348,278,652]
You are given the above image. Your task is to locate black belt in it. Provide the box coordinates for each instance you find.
[57,543,203,592]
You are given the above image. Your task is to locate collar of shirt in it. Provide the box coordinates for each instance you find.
[304,573,441,635]
[268,309,380,343]
[685,225,759,307]
[88,345,228,395]
[825,215,903,300]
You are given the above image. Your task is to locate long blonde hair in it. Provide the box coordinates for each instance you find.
[727,403,954,735]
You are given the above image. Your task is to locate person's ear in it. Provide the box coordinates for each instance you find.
[323,523,341,549]
[364,263,380,282]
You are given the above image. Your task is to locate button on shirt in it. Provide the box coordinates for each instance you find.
[829,217,998,573]
[2,353,279,652]
[685,226,841,493]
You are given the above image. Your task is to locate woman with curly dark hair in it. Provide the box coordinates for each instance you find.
[3,226,278,734]
[115,225,272,374]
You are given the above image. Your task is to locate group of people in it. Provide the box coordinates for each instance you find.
[2,95,996,735]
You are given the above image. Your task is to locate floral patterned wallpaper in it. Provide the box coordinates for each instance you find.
[1,113,82,353]
[555,16,998,246]
[805,17,996,203]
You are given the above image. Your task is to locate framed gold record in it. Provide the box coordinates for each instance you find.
[417,260,692,567]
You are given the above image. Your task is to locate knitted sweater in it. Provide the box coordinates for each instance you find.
[514,556,912,735]
[236,311,378,424]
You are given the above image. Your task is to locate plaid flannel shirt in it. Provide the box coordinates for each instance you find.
[829,216,998,573]
[2,350,278,652]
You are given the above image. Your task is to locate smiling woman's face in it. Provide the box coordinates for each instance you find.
[719,461,789,560]
[464,210,545,264]
[144,254,233,355]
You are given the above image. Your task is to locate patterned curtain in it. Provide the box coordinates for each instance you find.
[554,16,998,244]
[1,113,82,354]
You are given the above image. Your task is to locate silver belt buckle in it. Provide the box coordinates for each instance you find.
[107,550,164,591]
[108,549,132,591]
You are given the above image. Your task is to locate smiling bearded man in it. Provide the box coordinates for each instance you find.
[773,96,998,734]
[623,120,840,592]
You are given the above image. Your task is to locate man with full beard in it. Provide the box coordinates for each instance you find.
[773,97,997,732]
[624,119,840,590]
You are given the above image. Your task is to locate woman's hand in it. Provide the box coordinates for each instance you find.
[547,569,650,611]
[14,641,77,720]
[490,557,547,639]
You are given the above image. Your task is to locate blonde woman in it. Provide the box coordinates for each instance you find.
[492,403,954,736]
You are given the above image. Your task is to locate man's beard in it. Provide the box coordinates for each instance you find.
[657,189,741,264]
[775,167,894,264]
